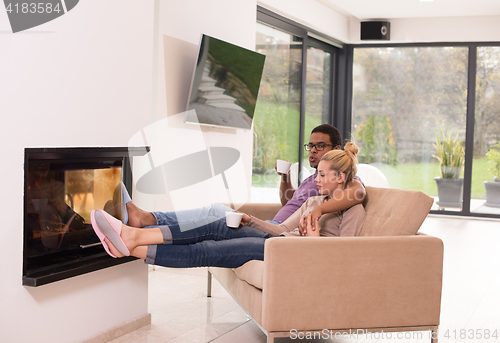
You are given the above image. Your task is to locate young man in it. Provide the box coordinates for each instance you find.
[272,124,365,224]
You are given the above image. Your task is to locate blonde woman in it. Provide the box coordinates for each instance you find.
[91,143,365,269]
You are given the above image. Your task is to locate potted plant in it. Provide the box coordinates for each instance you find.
[433,131,465,208]
[484,143,500,207]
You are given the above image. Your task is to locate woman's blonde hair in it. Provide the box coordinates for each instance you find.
[320,142,359,183]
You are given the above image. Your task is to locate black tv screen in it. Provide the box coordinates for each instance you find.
[185,34,266,130]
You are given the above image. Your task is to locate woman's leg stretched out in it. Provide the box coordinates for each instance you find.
[114,215,270,248]
[101,212,271,265]
[105,236,267,268]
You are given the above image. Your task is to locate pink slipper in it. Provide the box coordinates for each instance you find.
[91,209,130,258]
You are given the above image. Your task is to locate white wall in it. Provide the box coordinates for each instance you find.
[0,1,153,342]
[349,15,500,44]
[259,0,350,42]
[132,0,259,213]
[0,0,262,341]
[260,0,500,44]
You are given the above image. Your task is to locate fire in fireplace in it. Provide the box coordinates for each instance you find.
[23,147,148,287]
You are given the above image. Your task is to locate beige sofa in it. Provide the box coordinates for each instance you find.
[208,186,443,343]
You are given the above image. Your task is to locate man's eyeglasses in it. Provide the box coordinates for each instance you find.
[304,143,333,151]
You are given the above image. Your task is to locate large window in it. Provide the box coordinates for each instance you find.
[351,44,500,218]
[251,9,341,202]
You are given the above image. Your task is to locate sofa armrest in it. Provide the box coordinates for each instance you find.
[232,203,282,221]
[261,235,443,332]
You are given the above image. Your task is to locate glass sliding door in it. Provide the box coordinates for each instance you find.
[352,47,469,211]
[252,22,302,202]
[301,42,333,180]
[471,46,500,214]
[253,8,340,203]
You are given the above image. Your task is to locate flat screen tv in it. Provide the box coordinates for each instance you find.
[185,34,266,130]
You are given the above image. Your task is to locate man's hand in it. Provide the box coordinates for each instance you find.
[278,163,295,206]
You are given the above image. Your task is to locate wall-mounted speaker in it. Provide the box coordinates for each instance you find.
[361,21,391,40]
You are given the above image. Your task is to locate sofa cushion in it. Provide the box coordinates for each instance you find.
[359,186,434,236]
[234,260,264,290]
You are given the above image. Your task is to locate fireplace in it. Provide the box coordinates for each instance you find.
[23,147,149,287]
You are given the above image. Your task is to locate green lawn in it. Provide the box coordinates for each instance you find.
[471,157,492,199]
[374,157,490,198]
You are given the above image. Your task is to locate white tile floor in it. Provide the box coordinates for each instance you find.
[110,215,500,343]
[109,265,265,343]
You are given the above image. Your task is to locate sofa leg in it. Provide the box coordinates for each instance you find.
[431,329,438,343]
[207,270,212,297]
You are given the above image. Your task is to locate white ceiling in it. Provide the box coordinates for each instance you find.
[321,0,500,19]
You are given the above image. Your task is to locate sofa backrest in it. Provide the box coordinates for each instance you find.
[359,186,434,236]
[233,203,282,221]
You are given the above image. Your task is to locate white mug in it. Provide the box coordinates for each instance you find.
[226,212,243,228]
[276,159,292,174]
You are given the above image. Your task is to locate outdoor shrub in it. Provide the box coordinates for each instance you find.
[486,143,500,179]
[433,131,465,179]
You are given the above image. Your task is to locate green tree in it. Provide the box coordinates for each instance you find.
[354,114,398,165]
[475,47,500,156]
[352,47,468,162]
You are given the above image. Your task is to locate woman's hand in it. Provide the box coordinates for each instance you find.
[238,212,251,226]
[299,208,321,235]
[298,213,307,236]
[299,212,320,236]
[310,207,322,232]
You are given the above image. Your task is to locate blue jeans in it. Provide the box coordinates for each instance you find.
[145,214,273,268]
[151,203,232,226]
[151,203,281,230]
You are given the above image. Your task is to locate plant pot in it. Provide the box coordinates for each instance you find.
[484,180,500,208]
[434,177,463,208]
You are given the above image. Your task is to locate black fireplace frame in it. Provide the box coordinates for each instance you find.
[23,146,149,287]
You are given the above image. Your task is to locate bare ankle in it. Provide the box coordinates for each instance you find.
[130,246,148,260]
[127,225,139,247]
[142,212,157,227]
[126,202,157,228]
